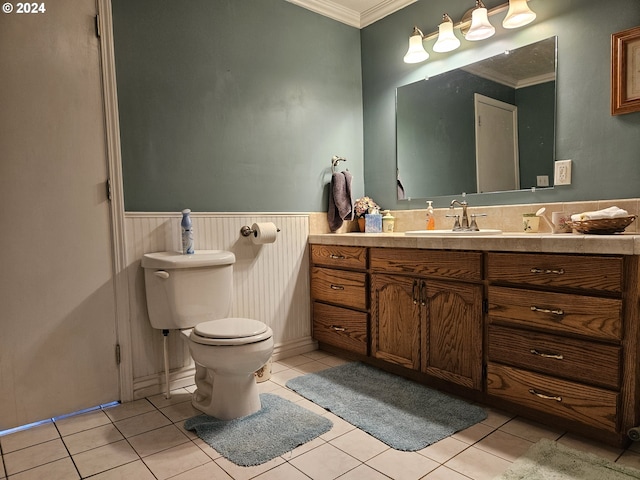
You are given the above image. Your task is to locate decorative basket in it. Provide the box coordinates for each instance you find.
[566,215,637,234]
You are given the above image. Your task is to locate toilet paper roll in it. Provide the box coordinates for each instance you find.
[251,222,278,244]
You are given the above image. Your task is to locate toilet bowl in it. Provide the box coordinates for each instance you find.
[141,250,274,420]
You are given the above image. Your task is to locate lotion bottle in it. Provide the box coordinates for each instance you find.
[426,201,436,230]
[181,209,194,254]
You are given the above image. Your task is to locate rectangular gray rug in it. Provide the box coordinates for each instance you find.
[286,362,487,451]
[184,393,332,466]
[495,438,640,479]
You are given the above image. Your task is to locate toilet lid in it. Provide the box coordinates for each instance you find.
[194,318,268,339]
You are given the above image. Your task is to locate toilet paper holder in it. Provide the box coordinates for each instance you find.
[240,225,280,237]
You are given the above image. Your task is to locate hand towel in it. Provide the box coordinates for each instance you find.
[571,206,629,222]
[328,171,354,232]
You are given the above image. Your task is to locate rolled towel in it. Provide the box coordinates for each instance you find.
[571,206,629,222]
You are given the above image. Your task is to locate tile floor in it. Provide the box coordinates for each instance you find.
[2,350,640,480]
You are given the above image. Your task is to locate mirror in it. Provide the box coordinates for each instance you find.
[396,37,557,200]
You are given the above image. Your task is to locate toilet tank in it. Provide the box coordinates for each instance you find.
[141,250,235,330]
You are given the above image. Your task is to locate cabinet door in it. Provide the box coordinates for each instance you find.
[423,281,483,390]
[371,274,422,370]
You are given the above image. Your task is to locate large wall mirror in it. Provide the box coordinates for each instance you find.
[396,36,557,200]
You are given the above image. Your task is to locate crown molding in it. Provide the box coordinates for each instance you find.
[287,0,416,29]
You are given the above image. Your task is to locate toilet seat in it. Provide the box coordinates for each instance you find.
[190,318,272,346]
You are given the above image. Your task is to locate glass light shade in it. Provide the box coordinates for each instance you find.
[433,18,461,53]
[502,0,536,29]
[465,7,495,41]
[403,32,429,64]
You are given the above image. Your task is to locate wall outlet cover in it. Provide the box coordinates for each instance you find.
[536,175,549,187]
[554,160,572,185]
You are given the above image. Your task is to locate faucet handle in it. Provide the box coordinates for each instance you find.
[469,213,487,231]
[446,214,461,231]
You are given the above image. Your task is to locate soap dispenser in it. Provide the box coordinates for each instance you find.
[426,201,436,230]
[382,210,395,233]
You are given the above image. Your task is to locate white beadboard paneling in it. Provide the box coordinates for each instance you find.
[125,213,313,397]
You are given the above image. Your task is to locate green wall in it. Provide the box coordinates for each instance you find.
[112,0,364,212]
[362,0,640,209]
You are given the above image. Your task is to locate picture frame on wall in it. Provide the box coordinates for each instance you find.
[611,25,640,115]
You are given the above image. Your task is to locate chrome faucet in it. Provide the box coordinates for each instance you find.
[450,200,470,231]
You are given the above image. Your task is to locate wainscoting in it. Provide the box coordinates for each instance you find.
[125,212,314,399]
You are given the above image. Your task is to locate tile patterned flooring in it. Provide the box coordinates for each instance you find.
[2,350,640,479]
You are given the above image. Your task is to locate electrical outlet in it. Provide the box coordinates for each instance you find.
[536,175,549,187]
[554,160,572,185]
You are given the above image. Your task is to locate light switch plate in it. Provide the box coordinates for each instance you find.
[554,160,572,185]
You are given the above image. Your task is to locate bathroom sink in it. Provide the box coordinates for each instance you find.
[404,229,502,237]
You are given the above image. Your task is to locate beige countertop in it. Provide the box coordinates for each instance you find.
[308,232,640,255]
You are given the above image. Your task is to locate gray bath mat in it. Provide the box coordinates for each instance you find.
[184,393,332,466]
[286,362,486,451]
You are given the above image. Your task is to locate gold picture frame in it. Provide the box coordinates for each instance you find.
[611,26,640,115]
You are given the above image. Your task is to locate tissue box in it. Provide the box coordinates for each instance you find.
[365,213,382,233]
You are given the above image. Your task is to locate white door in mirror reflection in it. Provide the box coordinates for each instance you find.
[474,93,520,193]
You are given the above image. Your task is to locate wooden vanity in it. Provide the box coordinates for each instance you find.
[309,233,640,447]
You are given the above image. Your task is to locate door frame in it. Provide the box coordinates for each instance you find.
[97,0,133,402]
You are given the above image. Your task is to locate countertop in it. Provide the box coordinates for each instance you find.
[308,232,640,255]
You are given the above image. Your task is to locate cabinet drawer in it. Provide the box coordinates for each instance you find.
[311,267,368,310]
[311,245,367,270]
[487,363,619,433]
[487,253,623,294]
[313,303,368,355]
[488,325,621,389]
[370,248,482,281]
[488,286,622,342]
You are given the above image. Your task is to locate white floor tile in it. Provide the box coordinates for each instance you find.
[329,428,389,462]
[0,421,59,454]
[114,410,171,438]
[3,438,68,476]
[365,448,439,480]
[142,441,211,480]
[6,457,79,480]
[289,443,360,480]
[127,424,190,457]
[418,436,469,464]
[253,462,311,479]
[103,399,155,423]
[62,423,124,455]
[72,439,140,478]
[88,459,156,480]
[169,461,233,479]
[443,446,512,480]
[55,409,112,436]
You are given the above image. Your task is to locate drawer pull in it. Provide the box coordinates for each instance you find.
[530,267,565,275]
[529,388,562,402]
[412,280,419,305]
[330,284,345,290]
[329,254,346,260]
[420,280,427,306]
[530,349,564,360]
[330,325,346,332]
[530,306,564,316]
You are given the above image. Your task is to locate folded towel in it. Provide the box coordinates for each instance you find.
[328,171,354,232]
[571,206,629,222]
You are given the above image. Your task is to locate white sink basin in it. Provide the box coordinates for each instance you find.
[404,229,502,237]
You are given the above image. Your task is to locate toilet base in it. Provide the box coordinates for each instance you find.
[192,363,262,420]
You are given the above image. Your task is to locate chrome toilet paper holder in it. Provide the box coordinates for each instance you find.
[240,225,280,237]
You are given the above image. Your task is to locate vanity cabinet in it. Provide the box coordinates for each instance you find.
[486,252,628,437]
[370,248,484,390]
[310,245,368,355]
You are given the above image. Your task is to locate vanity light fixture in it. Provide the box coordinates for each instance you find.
[465,0,495,41]
[403,26,430,64]
[402,0,537,64]
[502,0,536,28]
[433,14,461,53]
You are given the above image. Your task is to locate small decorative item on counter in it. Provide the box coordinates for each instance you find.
[382,210,395,233]
[566,206,636,234]
[181,209,195,254]
[426,201,435,230]
[365,213,383,233]
[522,213,539,233]
[551,212,573,233]
[354,196,380,232]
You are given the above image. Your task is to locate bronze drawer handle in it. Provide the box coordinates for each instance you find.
[529,388,562,402]
[530,306,564,316]
[530,349,564,360]
[330,284,345,290]
[329,254,346,259]
[330,325,346,332]
[530,267,565,275]
[412,279,419,305]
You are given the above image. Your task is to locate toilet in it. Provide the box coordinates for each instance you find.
[141,250,274,420]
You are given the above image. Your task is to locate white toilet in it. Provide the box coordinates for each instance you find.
[141,250,274,420]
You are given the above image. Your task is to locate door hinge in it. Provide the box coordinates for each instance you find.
[106,178,112,202]
[95,15,101,38]
[115,344,121,365]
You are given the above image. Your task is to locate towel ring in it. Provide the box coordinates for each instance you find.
[331,155,347,173]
